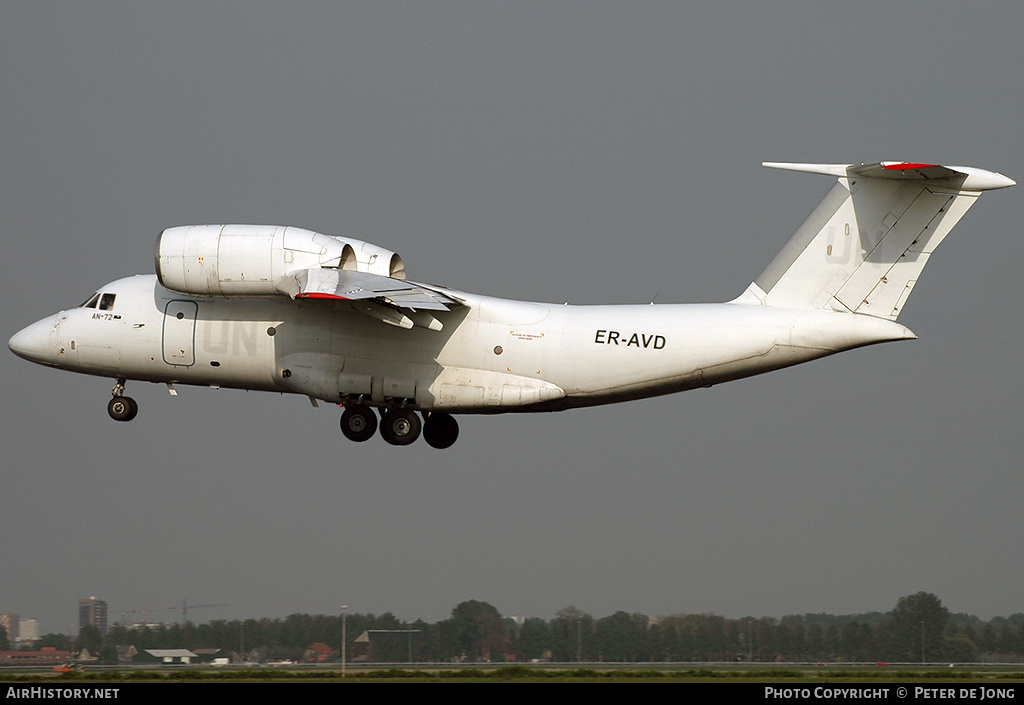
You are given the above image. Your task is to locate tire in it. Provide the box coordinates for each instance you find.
[108,396,138,422]
[423,412,459,449]
[340,404,378,442]
[379,409,422,446]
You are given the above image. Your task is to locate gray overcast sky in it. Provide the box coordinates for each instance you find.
[3,2,1022,634]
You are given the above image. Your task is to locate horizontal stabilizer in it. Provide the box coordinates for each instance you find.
[737,161,1014,320]
[762,161,1015,191]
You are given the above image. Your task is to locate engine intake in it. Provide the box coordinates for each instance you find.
[155,224,405,296]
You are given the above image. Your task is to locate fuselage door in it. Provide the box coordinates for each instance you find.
[162,300,198,366]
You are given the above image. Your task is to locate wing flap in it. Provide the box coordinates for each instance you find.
[277,267,463,312]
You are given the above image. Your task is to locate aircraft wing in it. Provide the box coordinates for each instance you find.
[277,267,464,312]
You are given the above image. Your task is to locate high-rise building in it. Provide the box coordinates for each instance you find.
[18,618,39,643]
[78,597,108,636]
[0,613,19,648]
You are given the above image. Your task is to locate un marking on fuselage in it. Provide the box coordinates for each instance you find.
[594,330,666,349]
[201,319,260,357]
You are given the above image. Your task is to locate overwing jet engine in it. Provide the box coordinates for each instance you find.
[9,161,1014,448]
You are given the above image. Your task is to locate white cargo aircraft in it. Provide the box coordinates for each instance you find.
[9,162,1014,448]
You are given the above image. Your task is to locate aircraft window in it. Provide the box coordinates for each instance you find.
[80,293,101,309]
[99,293,116,311]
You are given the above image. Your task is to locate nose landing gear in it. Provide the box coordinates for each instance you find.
[107,379,138,422]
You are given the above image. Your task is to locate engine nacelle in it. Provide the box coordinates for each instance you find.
[155,224,406,296]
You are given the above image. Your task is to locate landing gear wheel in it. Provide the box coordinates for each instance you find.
[379,408,422,446]
[108,396,138,422]
[423,412,459,449]
[340,404,377,442]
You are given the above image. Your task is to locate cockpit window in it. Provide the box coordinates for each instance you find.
[80,293,101,309]
[98,293,116,311]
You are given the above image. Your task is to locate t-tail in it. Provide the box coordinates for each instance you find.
[735,161,1015,320]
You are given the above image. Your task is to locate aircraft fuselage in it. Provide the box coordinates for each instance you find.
[13,274,913,415]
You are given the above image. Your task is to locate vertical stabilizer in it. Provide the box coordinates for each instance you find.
[736,162,1014,320]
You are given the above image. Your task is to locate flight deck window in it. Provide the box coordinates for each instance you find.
[99,293,116,311]
[80,293,100,309]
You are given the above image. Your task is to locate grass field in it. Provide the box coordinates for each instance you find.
[3,663,1024,684]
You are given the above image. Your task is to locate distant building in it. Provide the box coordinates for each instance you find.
[115,645,138,664]
[192,648,230,664]
[0,647,72,665]
[18,618,39,643]
[305,642,334,662]
[352,630,421,662]
[135,649,198,665]
[78,596,108,636]
[0,614,18,648]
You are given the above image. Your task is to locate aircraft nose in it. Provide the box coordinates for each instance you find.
[9,316,59,366]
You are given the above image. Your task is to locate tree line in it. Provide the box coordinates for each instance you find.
[23,593,1024,664]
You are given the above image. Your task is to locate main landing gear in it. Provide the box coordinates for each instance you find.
[379,408,421,446]
[339,402,459,448]
[422,411,459,449]
[107,378,138,422]
[339,404,377,442]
